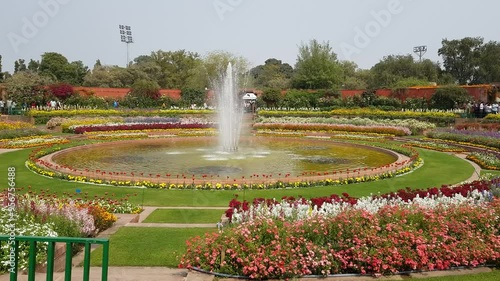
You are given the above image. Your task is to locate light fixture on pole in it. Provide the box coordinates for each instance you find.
[119,25,133,67]
[413,45,427,62]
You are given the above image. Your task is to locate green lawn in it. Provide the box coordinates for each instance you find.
[142,209,224,223]
[412,269,500,281]
[90,227,215,267]
[0,148,475,206]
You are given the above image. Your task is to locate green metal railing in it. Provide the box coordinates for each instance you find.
[0,235,109,281]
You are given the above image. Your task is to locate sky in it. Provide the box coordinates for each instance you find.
[1,0,499,74]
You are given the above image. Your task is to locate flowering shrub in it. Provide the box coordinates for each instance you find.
[254,123,412,136]
[181,179,500,278]
[0,135,69,148]
[484,114,500,121]
[466,151,500,170]
[0,208,58,272]
[455,122,500,131]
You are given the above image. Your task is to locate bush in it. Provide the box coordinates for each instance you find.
[261,88,282,108]
[430,85,472,110]
[48,83,74,101]
[180,88,206,107]
[123,79,161,108]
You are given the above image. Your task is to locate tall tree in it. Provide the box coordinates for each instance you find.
[14,59,27,73]
[250,58,294,89]
[149,50,201,89]
[438,37,483,84]
[369,55,438,89]
[477,41,500,83]
[27,59,40,72]
[39,52,88,85]
[292,39,343,89]
[201,50,251,89]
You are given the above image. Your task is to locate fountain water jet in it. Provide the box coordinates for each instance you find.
[214,63,243,152]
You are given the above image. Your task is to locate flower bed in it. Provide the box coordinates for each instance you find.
[0,135,69,148]
[180,179,500,278]
[405,140,466,152]
[256,116,435,135]
[253,123,412,136]
[72,122,215,134]
[0,121,34,130]
[258,109,457,124]
[466,151,500,170]
[426,129,500,150]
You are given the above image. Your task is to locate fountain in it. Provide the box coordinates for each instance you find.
[40,64,404,185]
[214,63,243,152]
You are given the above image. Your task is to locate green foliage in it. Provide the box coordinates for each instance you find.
[404,97,429,110]
[180,88,206,107]
[261,88,282,108]
[430,85,471,110]
[250,58,293,89]
[438,37,483,84]
[369,55,438,89]
[64,93,111,109]
[3,71,52,104]
[39,52,89,85]
[123,79,162,108]
[292,39,343,89]
[280,89,314,108]
[203,50,250,88]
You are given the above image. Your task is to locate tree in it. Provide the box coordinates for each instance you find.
[438,37,483,84]
[27,59,40,72]
[14,59,27,73]
[339,61,369,90]
[369,55,438,89]
[149,50,202,89]
[250,58,294,89]
[477,41,500,83]
[430,85,471,110]
[202,50,251,88]
[292,40,343,89]
[3,71,52,104]
[39,52,89,85]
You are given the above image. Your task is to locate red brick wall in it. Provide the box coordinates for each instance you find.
[73,87,182,100]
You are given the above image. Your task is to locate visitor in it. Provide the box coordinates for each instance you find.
[492,102,499,114]
[0,100,4,115]
[50,100,57,110]
[113,100,118,108]
[485,103,492,116]
[6,99,12,115]
[479,102,484,118]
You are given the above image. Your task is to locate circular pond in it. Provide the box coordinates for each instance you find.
[50,137,397,179]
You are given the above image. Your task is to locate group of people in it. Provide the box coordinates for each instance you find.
[0,99,17,115]
[469,101,500,118]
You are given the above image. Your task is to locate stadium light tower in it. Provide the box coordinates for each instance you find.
[413,45,427,62]
[119,25,133,67]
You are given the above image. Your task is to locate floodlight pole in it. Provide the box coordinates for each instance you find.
[413,45,427,62]
[119,25,134,67]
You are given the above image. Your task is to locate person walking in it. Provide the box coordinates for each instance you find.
[0,100,4,115]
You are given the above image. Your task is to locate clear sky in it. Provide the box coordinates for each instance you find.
[1,0,499,73]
